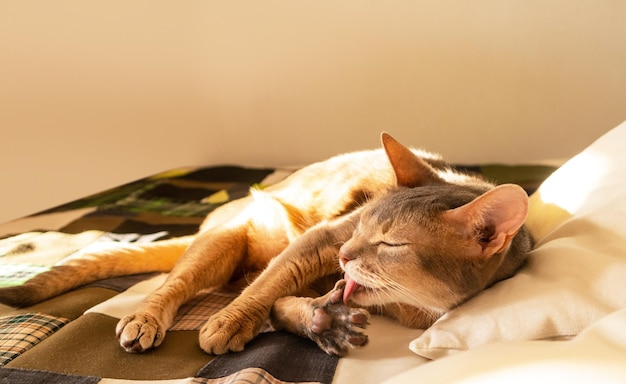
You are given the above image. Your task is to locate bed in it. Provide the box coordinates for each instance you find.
[2,121,626,384]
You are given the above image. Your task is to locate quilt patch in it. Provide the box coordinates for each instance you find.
[197,331,338,384]
[0,313,69,366]
[0,367,100,384]
[192,367,324,384]
[171,289,239,331]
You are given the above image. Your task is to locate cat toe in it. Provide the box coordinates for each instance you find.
[329,279,349,297]
[350,309,370,328]
[347,332,369,347]
[116,313,164,353]
[199,319,248,355]
[199,306,264,355]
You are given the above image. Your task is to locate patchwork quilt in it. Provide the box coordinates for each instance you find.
[0,164,555,384]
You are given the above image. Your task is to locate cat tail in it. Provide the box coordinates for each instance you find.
[0,235,194,307]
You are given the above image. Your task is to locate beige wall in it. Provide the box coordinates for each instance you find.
[2,1,626,223]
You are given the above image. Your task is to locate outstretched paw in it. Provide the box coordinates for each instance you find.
[308,280,370,356]
[116,312,165,352]
[199,304,267,355]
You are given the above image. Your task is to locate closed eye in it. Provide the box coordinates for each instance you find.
[376,241,409,247]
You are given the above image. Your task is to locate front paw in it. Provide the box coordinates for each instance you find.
[308,280,370,356]
[116,312,165,352]
[199,305,266,355]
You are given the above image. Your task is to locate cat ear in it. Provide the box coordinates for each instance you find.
[442,184,529,259]
[381,132,442,188]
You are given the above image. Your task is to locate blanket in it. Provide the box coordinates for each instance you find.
[0,163,555,384]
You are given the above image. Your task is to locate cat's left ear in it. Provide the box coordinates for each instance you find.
[381,132,443,188]
[442,184,529,258]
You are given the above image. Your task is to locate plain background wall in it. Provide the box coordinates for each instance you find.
[1,1,626,224]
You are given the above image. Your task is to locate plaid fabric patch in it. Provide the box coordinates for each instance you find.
[193,367,322,384]
[170,289,238,331]
[0,313,69,365]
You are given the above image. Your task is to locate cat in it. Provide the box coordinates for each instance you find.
[0,133,533,356]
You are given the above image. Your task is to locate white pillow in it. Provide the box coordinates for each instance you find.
[392,307,626,383]
[410,120,626,359]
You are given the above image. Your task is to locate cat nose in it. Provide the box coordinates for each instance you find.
[338,251,352,267]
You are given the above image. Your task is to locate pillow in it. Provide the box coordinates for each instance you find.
[410,120,626,359]
[391,307,626,383]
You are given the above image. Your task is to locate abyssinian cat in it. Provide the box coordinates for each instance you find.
[0,133,533,356]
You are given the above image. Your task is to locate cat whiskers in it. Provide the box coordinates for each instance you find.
[350,265,459,314]
[349,266,412,304]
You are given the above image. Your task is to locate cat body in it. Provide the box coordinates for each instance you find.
[0,133,533,356]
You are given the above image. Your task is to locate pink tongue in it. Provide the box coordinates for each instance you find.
[343,273,359,304]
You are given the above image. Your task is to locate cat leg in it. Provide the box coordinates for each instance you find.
[0,236,192,307]
[270,280,370,356]
[199,211,361,355]
[116,226,249,352]
[116,191,306,353]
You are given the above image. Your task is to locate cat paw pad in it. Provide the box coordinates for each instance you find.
[308,280,370,356]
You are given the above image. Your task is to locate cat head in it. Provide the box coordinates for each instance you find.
[340,133,530,314]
